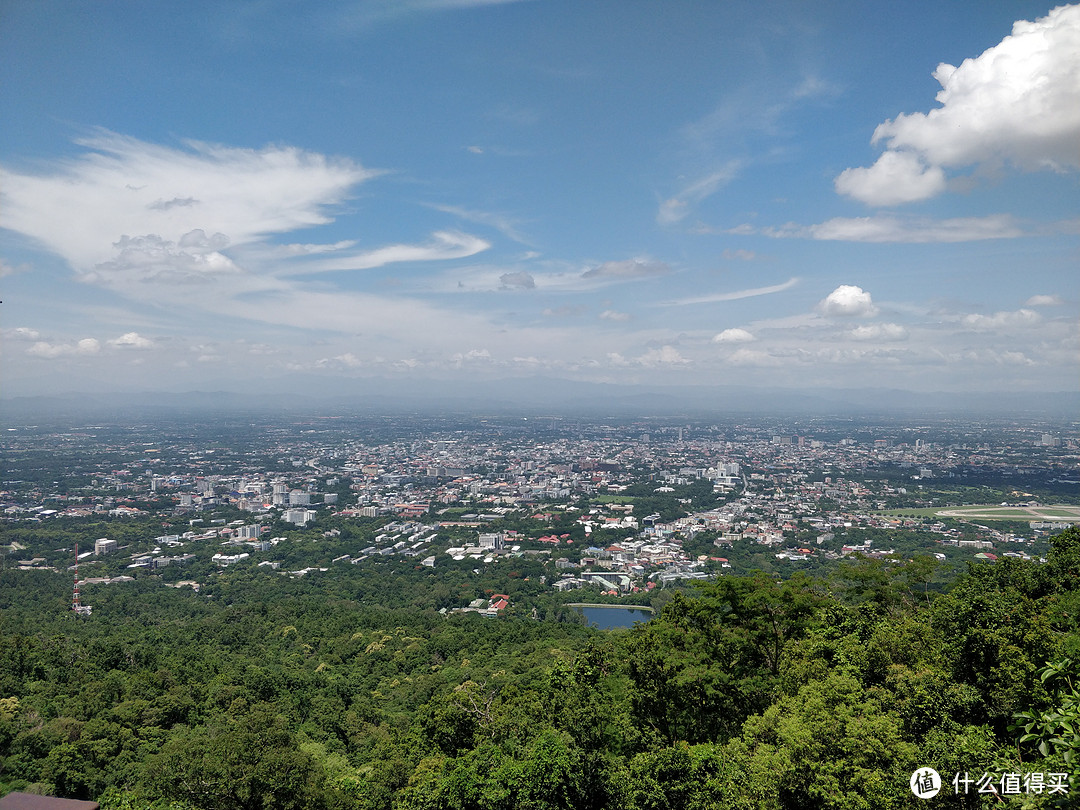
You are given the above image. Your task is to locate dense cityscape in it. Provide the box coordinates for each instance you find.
[4,411,1078,611]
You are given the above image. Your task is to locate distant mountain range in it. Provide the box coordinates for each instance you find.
[2,376,1077,420]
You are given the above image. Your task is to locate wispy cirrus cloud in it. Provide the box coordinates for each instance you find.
[582,258,671,280]
[276,230,490,275]
[661,277,798,306]
[427,203,532,245]
[657,164,741,226]
[726,214,1026,243]
[330,0,534,32]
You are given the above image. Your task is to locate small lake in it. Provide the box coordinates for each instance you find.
[575,604,653,629]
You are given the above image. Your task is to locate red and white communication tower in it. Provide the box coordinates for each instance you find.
[72,543,92,616]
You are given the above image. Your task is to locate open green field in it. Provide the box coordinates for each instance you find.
[878,508,945,518]
[879,504,1080,522]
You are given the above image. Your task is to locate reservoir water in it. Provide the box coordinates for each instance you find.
[576,605,653,629]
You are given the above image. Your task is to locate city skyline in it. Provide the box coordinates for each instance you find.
[1,1,1078,399]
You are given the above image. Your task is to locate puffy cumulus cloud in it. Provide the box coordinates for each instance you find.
[848,323,908,341]
[607,345,688,368]
[834,151,946,206]
[27,338,101,358]
[599,310,630,322]
[961,308,1041,331]
[315,353,365,370]
[450,348,492,367]
[3,327,40,341]
[818,285,878,318]
[108,332,155,349]
[1026,294,1064,307]
[879,5,1080,171]
[712,328,755,343]
[88,231,242,286]
[637,345,689,367]
[836,5,1080,205]
[582,258,671,280]
[499,271,535,290]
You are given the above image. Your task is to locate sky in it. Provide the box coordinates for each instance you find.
[1,0,1077,399]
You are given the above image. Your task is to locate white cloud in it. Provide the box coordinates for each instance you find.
[849,323,907,341]
[806,214,1021,243]
[0,133,507,358]
[0,259,30,278]
[1026,294,1063,307]
[582,258,671,280]
[26,343,66,359]
[637,345,689,367]
[961,308,1041,331]
[108,332,155,349]
[1,131,379,269]
[713,328,755,343]
[284,230,489,275]
[727,347,782,367]
[735,214,1027,242]
[836,5,1080,205]
[316,353,365,369]
[27,338,101,358]
[429,203,531,245]
[599,310,630,322]
[834,151,946,205]
[499,271,535,290]
[664,277,798,306]
[450,348,493,367]
[277,240,358,256]
[657,164,740,225]
[606,345,689,368]
[3,327,40,341]
[89,232,243,286]
[819,285,877,318]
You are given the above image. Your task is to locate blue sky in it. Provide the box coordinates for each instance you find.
[1,0,1077,397]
